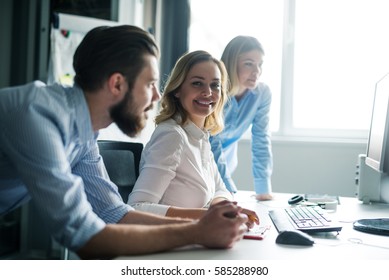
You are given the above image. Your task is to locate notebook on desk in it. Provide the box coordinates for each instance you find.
[268,206,343,233]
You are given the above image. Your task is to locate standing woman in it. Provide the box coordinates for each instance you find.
[210,36,273,201]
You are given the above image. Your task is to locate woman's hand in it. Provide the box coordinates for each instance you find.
[241,208,259,229]
[255,193,273,201]
[197,200,248,248]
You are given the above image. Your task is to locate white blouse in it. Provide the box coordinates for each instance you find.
[127,118,233,215]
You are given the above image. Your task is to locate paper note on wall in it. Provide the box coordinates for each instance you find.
[48,13,118,85]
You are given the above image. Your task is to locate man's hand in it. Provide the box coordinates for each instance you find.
[195,200,248,249]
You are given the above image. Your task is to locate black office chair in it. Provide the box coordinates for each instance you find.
[97,140,143,202]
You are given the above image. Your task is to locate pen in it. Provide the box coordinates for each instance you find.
[248,214,259,224]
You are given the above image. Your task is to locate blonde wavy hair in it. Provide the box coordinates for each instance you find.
[155,50,229,135]
[221,36,264,96]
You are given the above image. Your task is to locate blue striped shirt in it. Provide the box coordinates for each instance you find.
[0,81,132,250]
[210,83,273,195]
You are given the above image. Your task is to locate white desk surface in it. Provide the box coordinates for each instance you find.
[117,191,389,260]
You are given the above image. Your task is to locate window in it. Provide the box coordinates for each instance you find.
[189,0,283,132]
[189,0,389,140]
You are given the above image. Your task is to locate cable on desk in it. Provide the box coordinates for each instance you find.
[347,237,389,250]
[314,237,389,250]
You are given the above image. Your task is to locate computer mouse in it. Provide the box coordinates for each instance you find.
[275,230,314,246]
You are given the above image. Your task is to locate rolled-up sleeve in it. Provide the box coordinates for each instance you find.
[0,83,130,251]
[251,85,273,195]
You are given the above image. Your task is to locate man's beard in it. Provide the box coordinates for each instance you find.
[110,91,151,137]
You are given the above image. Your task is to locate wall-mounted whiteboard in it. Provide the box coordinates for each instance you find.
[48,13,119,85]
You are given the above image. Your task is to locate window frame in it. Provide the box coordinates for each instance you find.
[276,0,369,142]
[188,0,372,143]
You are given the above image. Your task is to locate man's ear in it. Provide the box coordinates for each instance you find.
[107,73,127,99]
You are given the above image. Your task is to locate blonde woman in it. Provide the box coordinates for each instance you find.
[128,50,258,225]
[210,36,273,201]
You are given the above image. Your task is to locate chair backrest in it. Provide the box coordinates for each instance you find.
[97,140,143,202]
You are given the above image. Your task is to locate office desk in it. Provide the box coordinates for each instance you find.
[117,191,389,260]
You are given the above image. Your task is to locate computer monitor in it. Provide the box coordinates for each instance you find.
[357,73,389,204]
[365,72,389,173]
[354,73,389,235]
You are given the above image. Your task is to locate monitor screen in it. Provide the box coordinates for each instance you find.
[365,72,389,173]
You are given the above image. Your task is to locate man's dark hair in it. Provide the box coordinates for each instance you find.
[73,25,159,92]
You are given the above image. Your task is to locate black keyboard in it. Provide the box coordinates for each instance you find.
[269,206,342,233]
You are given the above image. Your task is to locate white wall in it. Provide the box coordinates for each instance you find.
[233,138,367,197]
[99,114,368,199]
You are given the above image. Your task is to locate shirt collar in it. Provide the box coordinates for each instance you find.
[68,85,94,142]
[182,119,209,141]
[233,89,255,102]
[172,114,209,140]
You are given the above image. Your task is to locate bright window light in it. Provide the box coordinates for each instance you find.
[189,0,389,139]
[293,0,389,131]
[189,0,283,132]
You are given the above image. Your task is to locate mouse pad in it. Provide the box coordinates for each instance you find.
[353,218,389,236]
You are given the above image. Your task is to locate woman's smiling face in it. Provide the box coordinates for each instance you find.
[175,60,222,129]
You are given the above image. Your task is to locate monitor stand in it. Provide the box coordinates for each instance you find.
[355,155,389,236]
[356,154,389,204]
